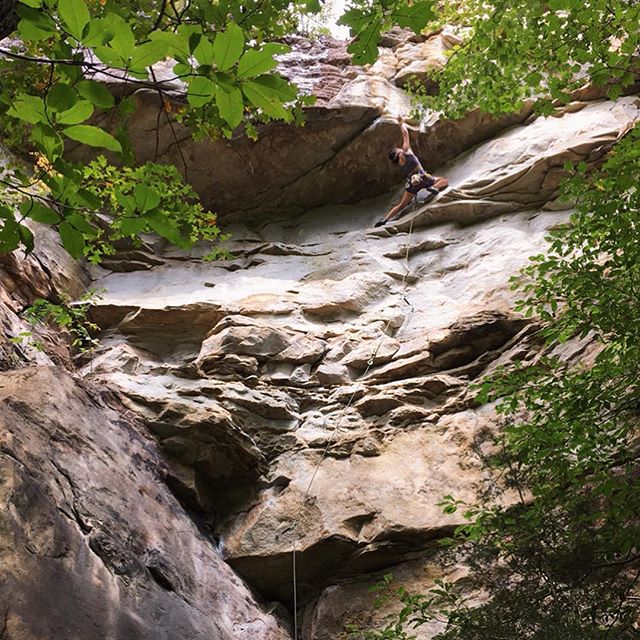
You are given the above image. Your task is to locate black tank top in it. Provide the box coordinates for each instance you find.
[402,152,424,176]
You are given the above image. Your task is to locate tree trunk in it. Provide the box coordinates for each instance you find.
[0,0,18,40]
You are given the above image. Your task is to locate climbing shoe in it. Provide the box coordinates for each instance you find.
[374,219,387,227]
[427,187,440,196]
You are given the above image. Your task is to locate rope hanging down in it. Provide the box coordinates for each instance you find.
[291,214,417,639]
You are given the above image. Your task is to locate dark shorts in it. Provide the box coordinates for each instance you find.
[405,171,435,194]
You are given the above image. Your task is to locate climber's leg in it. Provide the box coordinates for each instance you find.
[387,190,415,221]
[432,176,448,192]
[375,190,414,227]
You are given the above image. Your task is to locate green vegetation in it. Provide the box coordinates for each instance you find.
[0,0,436,260]
[82,156,230,262]
[337,0,435,64]
[0,0,309,258]
[426,0,640,117]
[11,289,102,356]
[344,1,640,638]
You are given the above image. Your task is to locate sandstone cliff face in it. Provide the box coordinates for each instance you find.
[2,30,640,640]
[0,195,290,640]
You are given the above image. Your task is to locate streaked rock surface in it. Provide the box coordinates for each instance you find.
[0,367,290,640]
[2,28,639,639]
[81,89,639,636]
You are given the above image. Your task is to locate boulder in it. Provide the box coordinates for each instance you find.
[301,556,471,640]
[197,316,326,372]
[0,367,289,640]
[393,29,463,90]
[221,410,494,605]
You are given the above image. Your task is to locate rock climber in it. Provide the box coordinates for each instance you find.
[374,117,448,227]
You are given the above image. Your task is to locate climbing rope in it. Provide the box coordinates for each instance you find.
[291,213,416,639]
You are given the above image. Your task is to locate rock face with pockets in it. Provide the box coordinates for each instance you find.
[2,32,640,640]
[82,85,637,635]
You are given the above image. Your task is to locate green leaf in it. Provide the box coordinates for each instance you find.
[213,23,245,71]
[31,123,64,160]
[82,16,117,47]
[47,84,77,112]
[130,40,169,71]
[58,0,91,40]
[237,43,289,79]
[248,74,297,102]
[347,19,381,65]
[607,84,622,101]
[337,7,371,32]
[63,125,122,153]
[115,190,135,213]
[56,98,95,125]
[215,85,244,129]
[109,18,136,62]
[242,77,291,120]
[0,206,14,221]
[304,0,321,12]
[0,217,21,254]
[19,0,42,7]
[149,31,191,61]
[18,224,35,255]
[16,5,56,40]
[72,188,102,210]
[120,217,147,236]
[133,184,161,212]
[390,0,436,31]
[58,220,85,258]
[20,199,60,224]
[94,45,125,67]
[194,36,215,66]
[67,212,97,236]
[145,210,188,247]
[188,76,217,108]
[7,93,46,124]
[77,80,115,110]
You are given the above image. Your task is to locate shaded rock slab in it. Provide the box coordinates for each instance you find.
[0,367,290,640]
[221,408,498,605]
[301,556,471,640]
[71,39,534,220]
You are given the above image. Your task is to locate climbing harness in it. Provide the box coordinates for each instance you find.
[291,214,416,639]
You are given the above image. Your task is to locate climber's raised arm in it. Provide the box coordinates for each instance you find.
[374,116,449,227]
[399,117,411,152]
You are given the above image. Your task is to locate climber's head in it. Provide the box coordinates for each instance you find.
[389,148,405,165]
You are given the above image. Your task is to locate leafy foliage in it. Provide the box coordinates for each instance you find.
[343,574,464,640]
[81,156,230,262]
[0,0,316,259]
[14,288,103,355]
[348,2,640,639]
[338,0,436,64]
[422,0,640,118]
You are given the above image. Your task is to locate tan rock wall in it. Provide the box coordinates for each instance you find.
[3,34,640,640]
[81,92,639,636]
